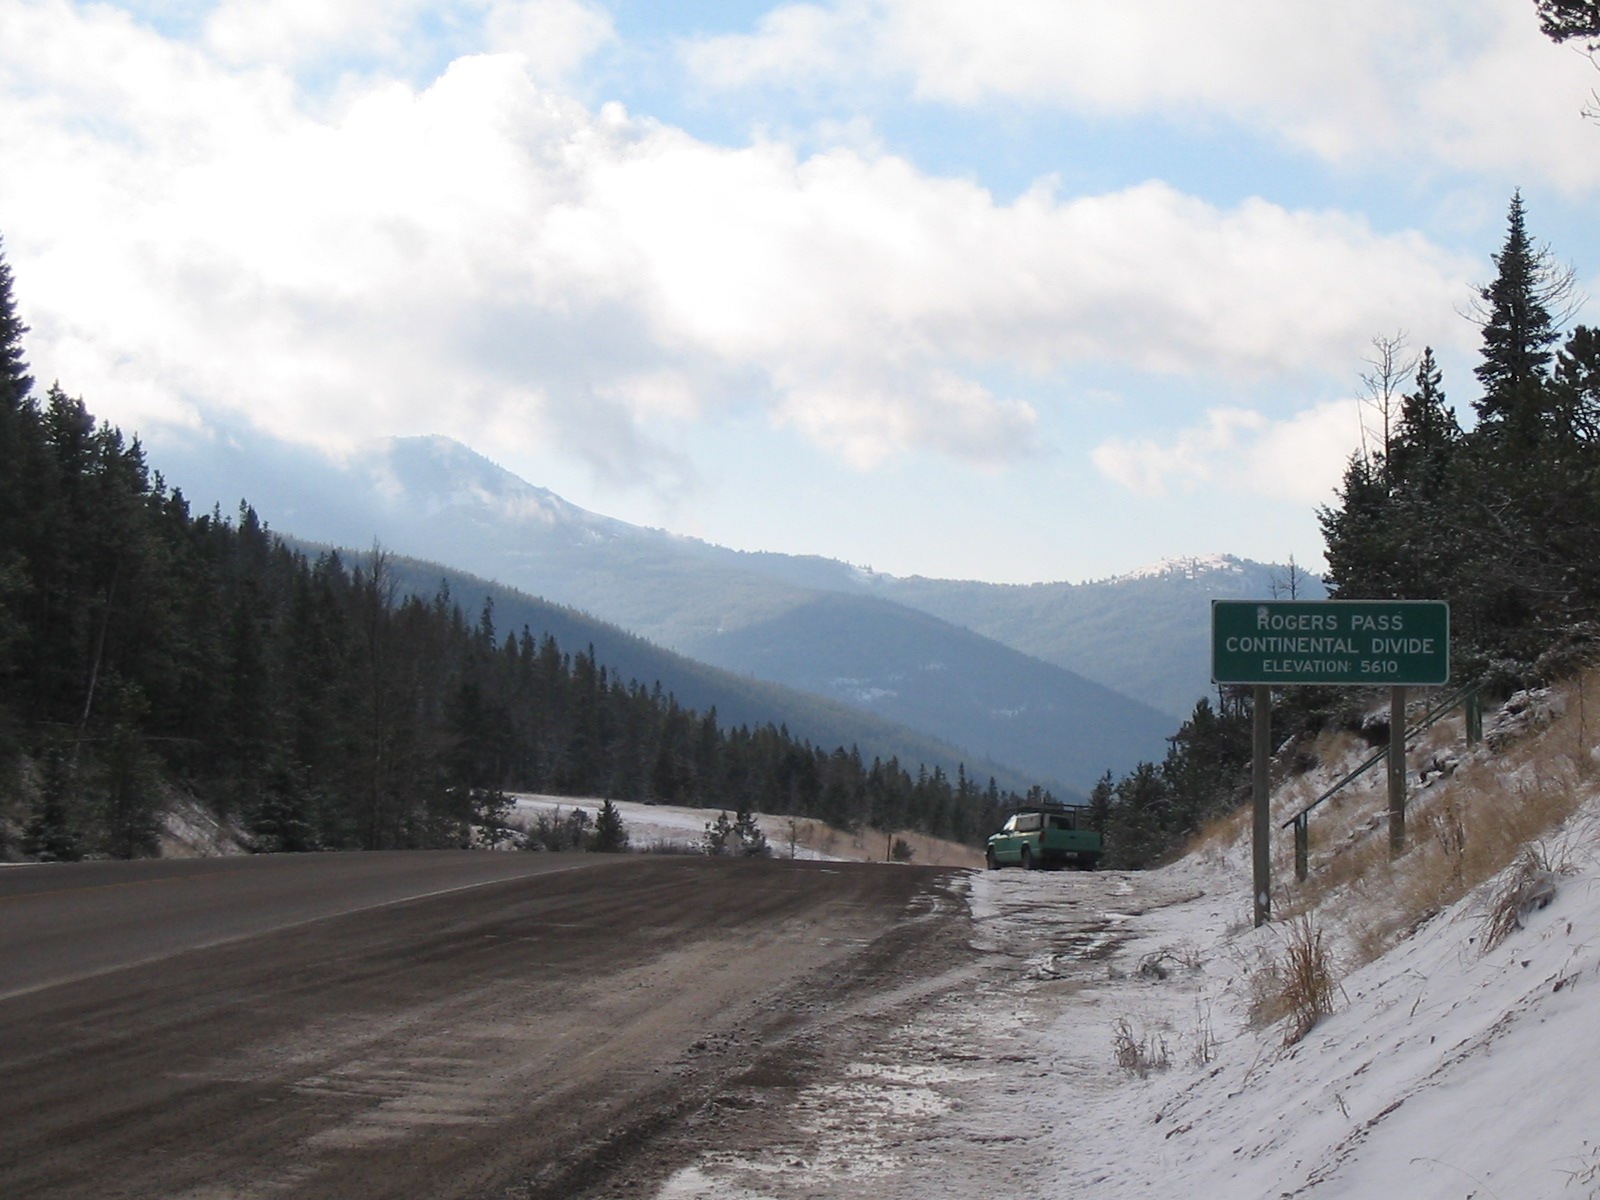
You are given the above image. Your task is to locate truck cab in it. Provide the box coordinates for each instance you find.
[985,804,1102,871]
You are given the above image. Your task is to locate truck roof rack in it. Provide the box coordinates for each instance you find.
[999,799,1090,817]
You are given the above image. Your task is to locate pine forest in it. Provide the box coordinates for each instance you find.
[0,240,1018,861]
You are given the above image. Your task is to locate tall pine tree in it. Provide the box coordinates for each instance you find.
[0,236,31,407]
[1536,1,1600,46]
[1472,192,1570,449]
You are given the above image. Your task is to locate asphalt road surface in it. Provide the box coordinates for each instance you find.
[0,852,969,1200]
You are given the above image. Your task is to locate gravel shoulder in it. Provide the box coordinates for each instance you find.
[647,865,1201,1200]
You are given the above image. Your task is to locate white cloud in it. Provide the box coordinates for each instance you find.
[204,0,429,67]
[685,0,1600,190]
[0,0,1476,486]
[201,0,613,82]
[684,0,872,91]
[483,0,616,84]
[775,369,1040,469]
[1093,399,1362,505]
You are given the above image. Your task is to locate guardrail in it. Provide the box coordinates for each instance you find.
[1281,680,1485,881]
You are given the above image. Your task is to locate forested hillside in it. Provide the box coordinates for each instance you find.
[367,549,1050,798]
[1089,193,1600,868]
[0,242,1029,860]
[150,431,1178,790]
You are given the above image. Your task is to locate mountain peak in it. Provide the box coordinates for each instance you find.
[356,436,616,534]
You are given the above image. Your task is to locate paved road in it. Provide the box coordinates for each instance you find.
[0,852,968,1200]
[0,852,605,1000]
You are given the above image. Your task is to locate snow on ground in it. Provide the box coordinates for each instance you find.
[159,793,247,857]
[652,693,1600,1200]
[510,794,848,860]
[1040,815,1600,1200]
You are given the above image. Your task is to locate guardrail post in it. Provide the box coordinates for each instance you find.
[1294,814,1308,882]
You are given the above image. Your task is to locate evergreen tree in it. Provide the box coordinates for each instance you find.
[1382,348,1464,600]
[1471,192,1571,448]
[1161,698,1249,832]
[1085,770,1114,837]
[1389,348,1460,495]
[1103,762,1169,869]
[1319,452,1403,599]
[732,802,769,856]
[1550,325,1600,446]
[100,688,162,859]
[591,797,630,853]
[702,810,735,855]
[0,236,31,406]
[22,749,83,861]
[1536,0,1600,45]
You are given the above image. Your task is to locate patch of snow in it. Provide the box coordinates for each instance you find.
[509,795,847,860]
[160,795,247,857]
[828,680,897,704]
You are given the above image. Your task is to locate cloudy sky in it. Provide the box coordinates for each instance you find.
[2,0,1596,583]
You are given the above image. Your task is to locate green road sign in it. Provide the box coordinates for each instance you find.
[1212,600,1449,686]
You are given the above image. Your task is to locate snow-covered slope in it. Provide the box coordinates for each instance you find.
[652,680,1600,1200]
[1036,805,1600,1197]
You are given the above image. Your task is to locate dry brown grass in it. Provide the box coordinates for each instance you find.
[1185,803,1251,863]
[1281,669,1600,963]
[1278,916,1339,1044]
[1247,915,1340,1045]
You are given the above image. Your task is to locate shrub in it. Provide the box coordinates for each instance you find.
[1479,844,1562,953]
[1111,1018,1171,1076]
[526,805,592,851]
[1248,917,1339,1046]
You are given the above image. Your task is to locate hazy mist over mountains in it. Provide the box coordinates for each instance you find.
[156,431,1318,792]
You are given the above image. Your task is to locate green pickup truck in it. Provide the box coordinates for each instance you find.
[985,804,1102,871]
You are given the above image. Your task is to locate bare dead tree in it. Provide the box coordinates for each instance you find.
[1356,332,1417,473]
[1270,554,1313,600]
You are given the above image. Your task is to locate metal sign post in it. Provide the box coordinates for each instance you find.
[1388,686,1407,858]
[1212,600,1450,927]
[1252,684,1271,928]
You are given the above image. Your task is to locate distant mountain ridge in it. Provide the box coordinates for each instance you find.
[158,432,1313,788]
[359,550,1049,798]
[859,554,1328,720]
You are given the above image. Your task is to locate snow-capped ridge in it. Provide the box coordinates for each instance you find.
[1110,552,1249,584]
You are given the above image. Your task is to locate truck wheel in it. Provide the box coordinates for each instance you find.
[1020,845,1033,871]
[985,848,998,870]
